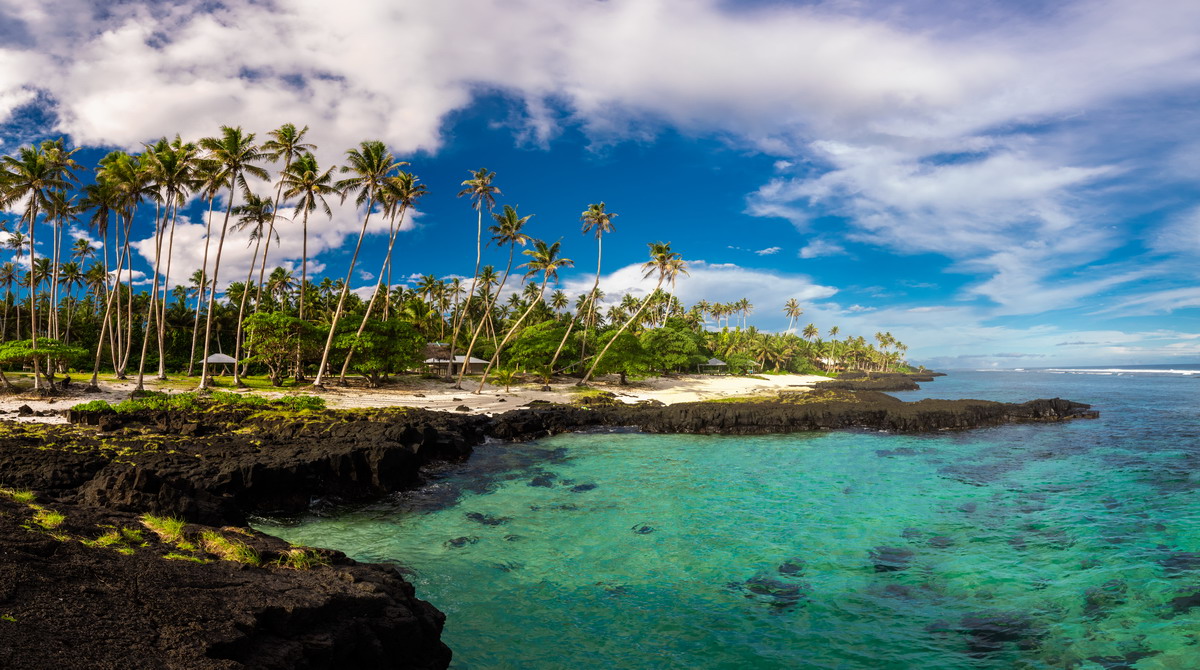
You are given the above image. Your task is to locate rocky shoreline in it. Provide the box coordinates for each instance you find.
[0,388,1097,669]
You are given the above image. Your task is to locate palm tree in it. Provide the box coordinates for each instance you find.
[580,242,687,385]
[186,159,229,377]
[338,171,427,383]
[783,298,802,332]
[259,124,315,309]
[229,191,277,386]
[0,262,15,339]
[448,168,500,376]
[0,140,79,390]
[280,151,336,381]
[197,126,269,390]
[58,260,83,343]
[550,202,616,377]
[455,204,530,388]
[475,239,572,393]
[312,140,406,389]
[803,323,819,342]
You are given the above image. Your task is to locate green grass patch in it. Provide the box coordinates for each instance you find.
[200,530,261,566]
[163,552,209,563]
[1,614,15,623]
[275,548,330,570]
[73,390,326,415]
[141,514,187,544]
[0,488,35,504]
[31,508,65,530]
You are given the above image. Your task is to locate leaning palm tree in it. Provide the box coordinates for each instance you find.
[229,191,277,387]
[0,139,80,390]
[311,140,406,389]
[454,204,530,388]
[580,242,687,385]
[447,168,500,376]
[197,126,269,390]
[337,171,427,383]
[551,202,616,376]
[280,151,337,381]
[258,124,315,309]
[475,239,573,393]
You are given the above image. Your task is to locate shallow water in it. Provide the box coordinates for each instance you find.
[256,369,1200,668]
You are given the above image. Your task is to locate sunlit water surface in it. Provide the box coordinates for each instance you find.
[256,368,1200,669]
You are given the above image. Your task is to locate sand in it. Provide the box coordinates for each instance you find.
[0,372,827,423]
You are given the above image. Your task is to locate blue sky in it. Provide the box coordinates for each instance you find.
[1,0,1198,368]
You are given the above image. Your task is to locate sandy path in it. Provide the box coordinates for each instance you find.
[0,373,828,422]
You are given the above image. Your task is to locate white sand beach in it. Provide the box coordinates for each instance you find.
[0,373,829,423]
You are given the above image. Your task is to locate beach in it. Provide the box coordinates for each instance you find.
[0,372,831,421]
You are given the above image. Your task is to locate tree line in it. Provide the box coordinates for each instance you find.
[0,125,911,394]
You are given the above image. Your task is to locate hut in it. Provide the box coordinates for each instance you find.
[202,353,238,376]
[698,357,728,374]
[424,355,488,375]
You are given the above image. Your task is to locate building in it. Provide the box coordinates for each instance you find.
[424,355,488,375]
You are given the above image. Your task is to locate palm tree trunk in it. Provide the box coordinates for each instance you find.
[475,274,548,393]
[135,204,169,391]
[294,208,310,382]
[87,217,135,391]
[447,208,484,385]
[27,200,41,391]
[199,184,241,390]
[312,203,375,389]
[157,197,180,379]
[338,207,408,383]
[232,231,264,387]
[187,197,218,377]
[456,246,514,388]
[580,278,663,386]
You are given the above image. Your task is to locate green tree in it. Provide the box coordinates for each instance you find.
[639,318,704,374]
[242,311,305,386]
[197,126,269,390]
[336,318,424,387]
[590,330,649,385]
[312,140,406,388]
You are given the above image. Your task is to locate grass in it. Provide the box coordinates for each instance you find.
[199,530,261,566]
[30,508,65,530]
[73,390,326,414]
[81,526,145,555]
[141,514,187,544]
[163,552,209,563]
[1,614,15,623]
[275,548,330,570]
[0,487,35,504]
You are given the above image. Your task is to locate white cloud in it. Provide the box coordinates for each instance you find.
[799,239,847,259]
[754,246,781,256]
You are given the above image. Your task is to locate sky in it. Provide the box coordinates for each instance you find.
[1,0,1198,369]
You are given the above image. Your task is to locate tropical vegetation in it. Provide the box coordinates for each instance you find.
[0,129,912,393]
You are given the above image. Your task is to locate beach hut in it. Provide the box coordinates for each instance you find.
[424,355,488,375]
[698,358,728,374]
[203,353,238,376]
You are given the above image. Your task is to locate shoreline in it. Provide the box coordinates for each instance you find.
[0,372,833,422]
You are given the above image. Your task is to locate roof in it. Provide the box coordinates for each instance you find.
[203,353,238,364]
[424,356,488,364]
[704,358,727,366]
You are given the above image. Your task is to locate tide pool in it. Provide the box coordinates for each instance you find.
[256,371,1200,669]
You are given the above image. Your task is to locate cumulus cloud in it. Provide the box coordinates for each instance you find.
[754,246,781,256]
[798,239,847,259]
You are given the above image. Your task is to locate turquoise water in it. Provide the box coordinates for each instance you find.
[256,370,1200,668]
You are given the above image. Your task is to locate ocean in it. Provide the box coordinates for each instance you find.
[255,368,1200,669]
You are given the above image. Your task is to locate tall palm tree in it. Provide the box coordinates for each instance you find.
[549,202,616,377]
[455,204,530,388]
[0,139,80,390]
[259,124,315,309]
[0,262,15,339]
[448,168,500,376]
[196,126,269,390]
[80,178,121,371]
[338,171,427,383]
[280,151,336,381]
[475,239,572,393]
[185,159,229,377]
[312,140,406,389]
[783,298,802,332]
[229,191,277,386]
[580,242,687,385]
